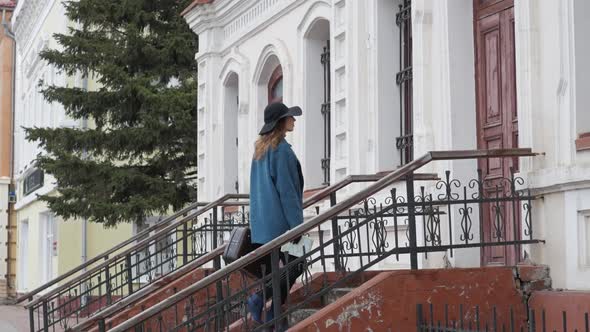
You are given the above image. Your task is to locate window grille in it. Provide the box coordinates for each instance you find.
[396,0,413,166]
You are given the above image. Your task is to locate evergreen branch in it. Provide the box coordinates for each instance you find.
[31,0,200,225]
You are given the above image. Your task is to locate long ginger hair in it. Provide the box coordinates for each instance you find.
[254,118,287,160]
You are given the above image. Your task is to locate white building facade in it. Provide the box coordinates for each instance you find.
[184,0,590,290]
[11,0,70,293]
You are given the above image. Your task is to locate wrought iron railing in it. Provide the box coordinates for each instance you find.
[416,303,590,332]
[73,172,426,331]
[417,303,526,332]
[16,200,219,306]
[25,194,249,332]
[108,149,541,332]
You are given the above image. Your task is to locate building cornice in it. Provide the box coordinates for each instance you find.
[221,0,311,52]
[181,0,214,17]
[185,0,313,55]
[183,0,242,35]
[525,165,590,195]
[14,182,56,211]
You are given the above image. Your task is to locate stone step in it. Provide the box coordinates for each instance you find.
[289,309,318,326]
[324,287,354,305]
[287,288,354,326]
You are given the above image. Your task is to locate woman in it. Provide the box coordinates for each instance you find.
[247,102,305,327]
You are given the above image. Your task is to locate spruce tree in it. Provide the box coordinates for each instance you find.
[25,0,199,227]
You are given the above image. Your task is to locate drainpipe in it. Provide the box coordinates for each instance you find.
[81,76,89,304]
[81,77,88,267]
[3,11,17,294]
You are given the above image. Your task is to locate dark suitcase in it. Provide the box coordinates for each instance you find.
[223,227,253,264]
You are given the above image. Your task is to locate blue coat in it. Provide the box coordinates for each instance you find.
[249,139,304,244]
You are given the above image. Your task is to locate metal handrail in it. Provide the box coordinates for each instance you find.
[72,171,438,331]
[24,194,248,309]
[25,171,433,308]
[16,201,212,304]
[110,148,536,331]
[71,247,226,331]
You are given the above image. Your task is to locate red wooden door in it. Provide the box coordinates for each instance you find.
[474,0,520,266]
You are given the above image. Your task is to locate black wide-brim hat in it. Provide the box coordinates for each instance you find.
[259,102,303,135]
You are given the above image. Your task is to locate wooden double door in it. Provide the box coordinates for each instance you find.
[474,0,520,266]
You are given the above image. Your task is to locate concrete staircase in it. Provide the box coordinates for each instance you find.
[225,271,383,331]
[287,287,354,326]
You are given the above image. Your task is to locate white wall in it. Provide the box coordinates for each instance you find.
[442,0,478,268]
[186,0,590,288]
[573,0,590,136]
[13,0,69,183]
[187,0,415,199]
[188,0,337,200]
[410,0,479,268]
[515,0,590,289]
[370,0,401,171]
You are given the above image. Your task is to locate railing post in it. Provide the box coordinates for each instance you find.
[270,248,283,330]
[182,221,188,265]
[98,318,106,332]
[406,173,418,270]
[416,303,424,332]
[29,306,35,332]
[125,254,134,294]
[105,263,112,305]
[212,207,219,260]
[330,192,342,272]
[42,300,49,332]
[212,206,224,331]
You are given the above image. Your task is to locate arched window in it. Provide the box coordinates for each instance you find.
[268,65,283,104]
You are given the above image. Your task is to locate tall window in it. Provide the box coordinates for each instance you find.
[268,65,283,104]
[396,0,413,165]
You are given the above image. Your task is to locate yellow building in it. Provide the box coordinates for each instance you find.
[11,0,134,295]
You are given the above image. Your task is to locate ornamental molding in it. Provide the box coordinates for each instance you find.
[183,0,242,35]
[222,0,282,41]
[218,47,251,113]
[184,0,305,51]
[13,0,53,55]
[251,41,292,85]
[24,34,49,79]
[296,0,330,34]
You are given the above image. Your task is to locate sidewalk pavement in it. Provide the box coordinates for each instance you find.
[0,305,30,332]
